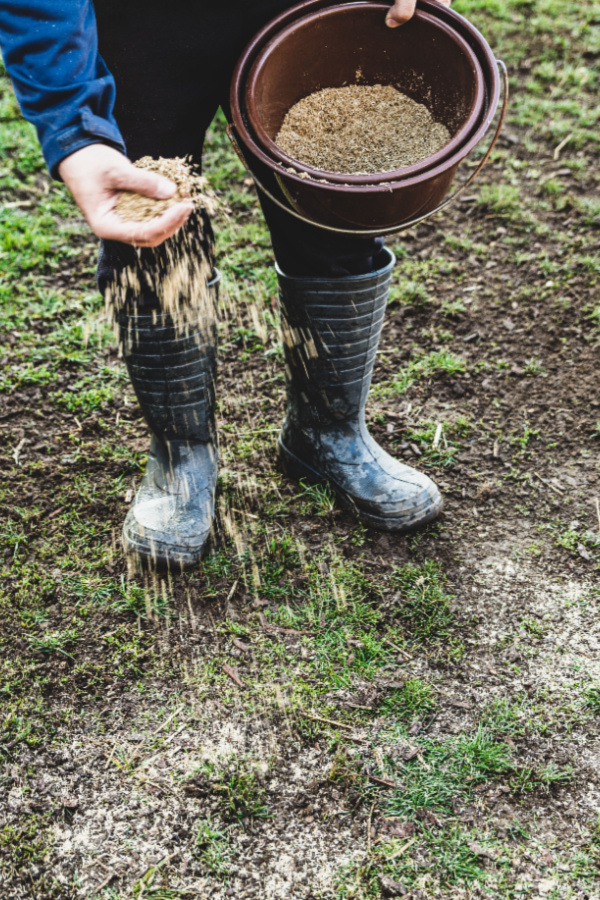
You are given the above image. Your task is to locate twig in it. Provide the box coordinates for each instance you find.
[301,712,354,731]
[432,423,443,449]
[533,471,564,495]
[148,704,185,738]
[91,871,117,895]
[222,663,244,687]
[367,800,377,856]
[384,637,412,660]
[226,579,239,602]
[553,133,573,160]
[387,837,417,860]
[163,722,187,746]
[346,734,370,745]
[595,498,600,532]
[12,437,27,465]
[368,774,398,789]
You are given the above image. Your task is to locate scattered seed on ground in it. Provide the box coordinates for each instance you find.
[275,84,451,174]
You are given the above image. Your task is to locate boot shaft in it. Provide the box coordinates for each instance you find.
[276,248,395,424]
[116,270,220,443]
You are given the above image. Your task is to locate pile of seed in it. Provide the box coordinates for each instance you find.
[109,156,217,335]
[115,155,216,222]
[275,84,451,175]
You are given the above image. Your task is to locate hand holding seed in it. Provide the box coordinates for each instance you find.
[58,144,194,247]
[386,0,452,28]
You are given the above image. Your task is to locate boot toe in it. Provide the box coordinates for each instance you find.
[123,506,211,568]
[355,466,443,531]
[280,431,443,533]
[123,486,214,568]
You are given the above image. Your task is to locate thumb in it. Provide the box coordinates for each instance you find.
[113,163,177,200]
[386,0,417,27]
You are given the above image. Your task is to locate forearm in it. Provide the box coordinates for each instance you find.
[0,0,126,177]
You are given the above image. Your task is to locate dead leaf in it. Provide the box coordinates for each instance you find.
[378,873,408,896]
[233,638,251,653]
[222,664,244,687]
[467,841,498,860]
[368,774,397,789]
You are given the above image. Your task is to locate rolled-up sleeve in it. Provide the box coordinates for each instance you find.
[0,1,126,178]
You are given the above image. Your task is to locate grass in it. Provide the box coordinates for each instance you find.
[193,820,234,878]
[1,0,600,895]
[374,350,466,397]
[391,561,456,646]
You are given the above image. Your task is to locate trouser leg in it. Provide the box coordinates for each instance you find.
[94,0,384,278]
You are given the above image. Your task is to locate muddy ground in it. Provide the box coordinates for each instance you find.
[1,0,599,898]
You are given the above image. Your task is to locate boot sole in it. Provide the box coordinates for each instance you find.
[122,521,209,571]
[278,438,443,533]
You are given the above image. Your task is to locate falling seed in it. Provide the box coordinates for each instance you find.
[107,156,219,340]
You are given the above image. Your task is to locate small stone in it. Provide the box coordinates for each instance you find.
[378,873,408,896]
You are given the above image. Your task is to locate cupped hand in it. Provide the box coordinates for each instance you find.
[58,144,194,247]
[386,0,452,28]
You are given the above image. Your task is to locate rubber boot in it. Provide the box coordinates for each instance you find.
[276,248,443,531]
[117,271,220,568]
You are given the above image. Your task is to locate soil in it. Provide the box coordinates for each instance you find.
[275,85,450,174]
[1,9,600,897]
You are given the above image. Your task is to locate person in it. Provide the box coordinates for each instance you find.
[0,0,450,569]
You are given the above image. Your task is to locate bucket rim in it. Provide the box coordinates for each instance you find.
[231,0,501,195]
[245,3,486,185]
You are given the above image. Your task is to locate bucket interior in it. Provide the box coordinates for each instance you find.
[248,4,481,150]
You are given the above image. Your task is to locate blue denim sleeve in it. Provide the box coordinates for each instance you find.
[0,1,126,178]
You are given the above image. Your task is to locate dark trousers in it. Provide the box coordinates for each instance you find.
[94,0,384,291]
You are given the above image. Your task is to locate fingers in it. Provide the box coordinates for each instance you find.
[94,200,194,247]
[386,0,417,27]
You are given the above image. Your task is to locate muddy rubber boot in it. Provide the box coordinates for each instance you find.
[276,249,442,531]
[117,271,220,569]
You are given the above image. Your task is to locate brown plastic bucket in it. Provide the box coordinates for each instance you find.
[245,4,485,185]
[229,0,507,234]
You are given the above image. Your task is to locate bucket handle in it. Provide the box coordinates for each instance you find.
[227,59,509,237]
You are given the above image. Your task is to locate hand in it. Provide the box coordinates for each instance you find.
[386,0,452,28]
[58,144,194,247]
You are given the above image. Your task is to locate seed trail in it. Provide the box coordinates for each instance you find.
[108,156,219,339]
